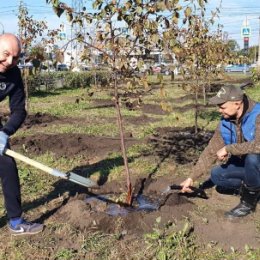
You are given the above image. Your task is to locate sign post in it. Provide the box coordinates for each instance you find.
[241,19,251,53]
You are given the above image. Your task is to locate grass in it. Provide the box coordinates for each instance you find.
[0,74,260,259]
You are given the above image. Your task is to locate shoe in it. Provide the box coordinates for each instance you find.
[225,201,254,218]
[225,184,260,218]
[8,219,44,235]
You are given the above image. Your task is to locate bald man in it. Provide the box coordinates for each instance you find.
[0,33,43,235]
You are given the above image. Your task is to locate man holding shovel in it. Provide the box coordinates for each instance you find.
[180,85,260,218]
[0,33,43,234]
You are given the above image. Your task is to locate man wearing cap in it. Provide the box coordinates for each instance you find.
[180,85,260,218]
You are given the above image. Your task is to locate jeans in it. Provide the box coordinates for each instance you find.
[210,154,260,189]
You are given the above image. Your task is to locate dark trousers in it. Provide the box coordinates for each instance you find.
[211,154,260,189]
[0,150,22,219]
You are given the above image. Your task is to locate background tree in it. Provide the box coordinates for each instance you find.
[173,15,234,133]
[29,44,45,74]
[226,39,240,53]
[18,0,47,109]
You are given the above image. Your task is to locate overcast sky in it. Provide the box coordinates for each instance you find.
[0,0,259,49]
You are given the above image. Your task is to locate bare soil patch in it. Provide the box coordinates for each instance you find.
[10,133,138,159]
[148,126,213,164]
[141,103,170,115]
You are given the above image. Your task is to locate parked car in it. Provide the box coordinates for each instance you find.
[57,64,69,71]
[224,64,250,73]
[151,63,174,75]
[250,63,258,69]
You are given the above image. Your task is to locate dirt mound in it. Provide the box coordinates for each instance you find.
[11,133,138,159]
[46,176,260,250]
[23,112,59,128]
[50,177,194,235]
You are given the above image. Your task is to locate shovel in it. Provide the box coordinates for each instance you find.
[5,149,97,188]
[163,184,208,199]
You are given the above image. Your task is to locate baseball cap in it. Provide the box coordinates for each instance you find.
[209,85,244,105]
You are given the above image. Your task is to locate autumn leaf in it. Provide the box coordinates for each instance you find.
[184,7,192,17]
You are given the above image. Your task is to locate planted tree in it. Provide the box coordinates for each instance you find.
[47,0,219,204]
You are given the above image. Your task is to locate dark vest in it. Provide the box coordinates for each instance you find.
[220,103,260,145]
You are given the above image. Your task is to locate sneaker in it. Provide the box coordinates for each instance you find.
[8,220,44,235]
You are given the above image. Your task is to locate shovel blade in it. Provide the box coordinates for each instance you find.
[67,172,98,188]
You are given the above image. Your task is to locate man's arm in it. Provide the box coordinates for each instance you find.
[2,69,27,136]
[181,125,225,192]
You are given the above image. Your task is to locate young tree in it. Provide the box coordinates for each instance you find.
[46,0,229,204]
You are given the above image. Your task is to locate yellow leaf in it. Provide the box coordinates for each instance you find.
[184,7,192,17]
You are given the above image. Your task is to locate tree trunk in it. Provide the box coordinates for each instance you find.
[194,82,199,135]
[113,76,133,206]
[22,69,29,112]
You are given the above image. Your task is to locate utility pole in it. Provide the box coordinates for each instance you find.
[71,0,84,67]
[257,16,260,66]
[0,22,4,34]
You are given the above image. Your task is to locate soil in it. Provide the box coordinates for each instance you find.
[149,126,213,164]
[11,133,138,160]
[5,108,260,251]
[49,177,194,236]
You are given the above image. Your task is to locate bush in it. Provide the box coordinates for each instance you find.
[25,70,112,93]
[251,67,260,83]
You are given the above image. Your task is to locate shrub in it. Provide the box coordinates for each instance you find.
[251,67,260,83]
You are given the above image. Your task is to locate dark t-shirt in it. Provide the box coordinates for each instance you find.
[0,66,26,135]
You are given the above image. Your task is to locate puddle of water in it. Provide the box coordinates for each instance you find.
[85,194,160,216]
[106,204,130,216]
[135,194,160,211]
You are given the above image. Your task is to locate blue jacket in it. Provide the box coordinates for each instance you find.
[221,103,260,145]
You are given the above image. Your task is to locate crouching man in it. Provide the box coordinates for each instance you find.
[180,85,260,218]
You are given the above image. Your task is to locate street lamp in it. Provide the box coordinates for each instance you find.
[0,22,4,34]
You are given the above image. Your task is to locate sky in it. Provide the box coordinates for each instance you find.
[0,0,259,49]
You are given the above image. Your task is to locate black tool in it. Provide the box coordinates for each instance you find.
[169,184,208,199]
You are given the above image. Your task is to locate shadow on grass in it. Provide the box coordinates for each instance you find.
[30,90,61,98]
[135,146,174,197]
[86,104,115,110]
[72,155,136,186]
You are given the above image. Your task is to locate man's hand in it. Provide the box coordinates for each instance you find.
[0,131,8,155]
[216,146,229,162]
[180,178,194,193]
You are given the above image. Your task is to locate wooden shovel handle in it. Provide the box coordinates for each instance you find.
[5,148,66,178]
